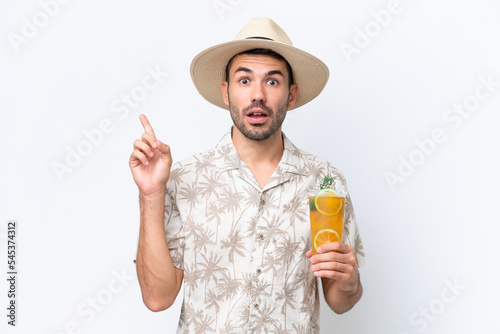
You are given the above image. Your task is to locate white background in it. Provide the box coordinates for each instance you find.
[1,0,499,333]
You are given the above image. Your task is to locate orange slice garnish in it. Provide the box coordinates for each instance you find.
[314,189,342,216]
[313,228,341,250]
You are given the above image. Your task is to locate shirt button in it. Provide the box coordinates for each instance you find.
[258,234,264,240]
[256,269,262,275]
[254,303,259,309]
[260,199,265,206]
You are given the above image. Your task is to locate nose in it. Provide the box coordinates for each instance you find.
[251,83,266,104]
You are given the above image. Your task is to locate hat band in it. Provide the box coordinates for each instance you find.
[245,36,274,41]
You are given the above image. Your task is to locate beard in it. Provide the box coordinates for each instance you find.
[228,96,289,141]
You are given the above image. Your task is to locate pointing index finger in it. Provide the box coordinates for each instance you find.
[139,114,156,137]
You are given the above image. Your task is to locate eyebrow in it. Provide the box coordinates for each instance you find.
[234,67,285,78]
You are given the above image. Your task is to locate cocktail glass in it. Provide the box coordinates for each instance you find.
[309,189,345,255]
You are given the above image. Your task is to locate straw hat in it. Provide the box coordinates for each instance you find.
[190,17,329,110]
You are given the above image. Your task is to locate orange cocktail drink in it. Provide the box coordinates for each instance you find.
[310,189,345,255]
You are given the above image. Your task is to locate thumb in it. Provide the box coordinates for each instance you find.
[156,140,173,168]
[157,140,171,156]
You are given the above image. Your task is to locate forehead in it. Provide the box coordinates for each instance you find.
[228,54,288,76]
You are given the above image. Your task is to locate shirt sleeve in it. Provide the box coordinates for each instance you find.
[164,173,185,270]
[343,191,366,267]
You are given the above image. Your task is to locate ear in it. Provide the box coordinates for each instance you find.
[221,81,229,106]
[287,84,299,110]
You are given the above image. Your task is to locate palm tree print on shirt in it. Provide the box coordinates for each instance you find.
[164,130,366,333]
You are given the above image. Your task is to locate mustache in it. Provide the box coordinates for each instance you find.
[242,102,273,115]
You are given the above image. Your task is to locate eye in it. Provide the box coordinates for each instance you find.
[267,79,278,86]
[239,78,249,84]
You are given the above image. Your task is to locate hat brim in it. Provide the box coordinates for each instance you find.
[190,39,329,111]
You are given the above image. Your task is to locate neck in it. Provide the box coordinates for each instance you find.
[231,126,284,188]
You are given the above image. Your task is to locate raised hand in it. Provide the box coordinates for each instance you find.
[129,114,172,197]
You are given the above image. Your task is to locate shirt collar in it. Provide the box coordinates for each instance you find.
[214,127,307,177]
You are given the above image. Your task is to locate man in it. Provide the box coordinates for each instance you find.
[130,17,366,333]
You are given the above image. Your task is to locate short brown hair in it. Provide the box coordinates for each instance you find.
[224,48,294,87]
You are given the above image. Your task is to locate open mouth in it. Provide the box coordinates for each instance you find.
[246,109,269,123]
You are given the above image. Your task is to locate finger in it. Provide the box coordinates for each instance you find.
[312,269,349,280]
[134,139,154,158]
[156,141,173,169]
[130,149,150,167]
[311,261,351,274]
[156,141,171,156]
[139,114,156,137]
[317,242,351,254]
[310,251,353,266]
[305,249,313,258]
[312,262,355,280]
[141,132,158,148]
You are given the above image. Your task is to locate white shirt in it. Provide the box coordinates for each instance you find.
[164,130,366,333]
